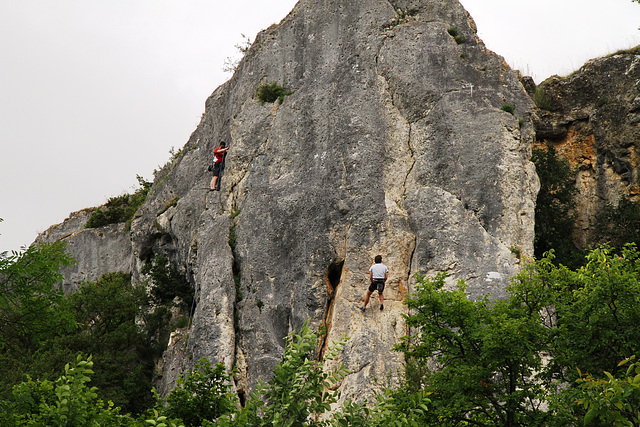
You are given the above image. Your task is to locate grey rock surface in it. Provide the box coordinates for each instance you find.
[37,0,538,406]
[36,209,133,293]
[532,50,640,246]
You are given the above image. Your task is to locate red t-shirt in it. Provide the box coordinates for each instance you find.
[214,147,225,163]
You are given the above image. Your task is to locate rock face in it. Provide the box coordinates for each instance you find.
[37,0,538,405]
[35,208,133,294]
[532,50,640,246]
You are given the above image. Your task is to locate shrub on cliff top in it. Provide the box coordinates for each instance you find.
[85,175,151,229]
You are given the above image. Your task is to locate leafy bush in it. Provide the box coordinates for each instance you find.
[165,359,237,427]
[447,27,466,44]
[592,196,640,250]
[85,175,151,229]
[511,246,640,421]
[256,82,293,104]
[574,356,640,426]
[392,245,640,426]
[0,242,75,350]
[501,103,515,114]
[62,272,157,414]
[4,356,135,426]
[215,321,348,426]
[0,247,161,416]
[141,253,194,311]
[0,242,76,401]
[397,273,550,426]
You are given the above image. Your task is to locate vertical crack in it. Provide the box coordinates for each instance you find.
[237,389,246,408]
[406,233,418,296]
[403,123,415,196]
[318,259,344,361]
[228,206,246,404]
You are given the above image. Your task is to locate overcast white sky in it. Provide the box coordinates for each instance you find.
[1,0,640,253]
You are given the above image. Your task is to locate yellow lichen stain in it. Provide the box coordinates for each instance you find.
[534,125,596,172]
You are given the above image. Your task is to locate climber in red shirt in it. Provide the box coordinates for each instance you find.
[210,141,229,191]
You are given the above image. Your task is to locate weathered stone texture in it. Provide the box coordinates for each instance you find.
[37,0,538,405]
[532,51,640,246]
[36,209,133,293]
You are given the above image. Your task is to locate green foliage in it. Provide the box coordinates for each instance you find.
[230,206,241,220]
[397,273,550,426]
[256,82,293,104]
[165,359,237,427]
[62,272,157,414]
[146,409,185,427]
[501,103,515,114]
[598,96,614,107]
[228,224,238,251]
[5,355,135,426]
[608,45,640,56]
[533,85,555,111]
[391,249,640,425]
[574,356,640,426]
[222,33,252,74]
[8,224,640,425]
[510,245,522,259]
[154,146,187,179]
[141,253,194,311]
[546,245,640,379]
[507,246,640,422]
[532,142,584,268]
[216,321,349,426]
[86,175,151,229]
[0,247,162,416]
[332,389,432,427]
[446,27,465,44]
[592,196,640,250]
[0,242,76,401]
[0,241,75,349]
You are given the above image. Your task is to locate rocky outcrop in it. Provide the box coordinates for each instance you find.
[531,49,640,246]
[35,208,133,293]
[38,0,538,406]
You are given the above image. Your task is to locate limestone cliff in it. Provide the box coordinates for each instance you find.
[37,0,538,405]
[531,48,640,246]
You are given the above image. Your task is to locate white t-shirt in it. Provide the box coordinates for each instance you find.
[369,263,389,280]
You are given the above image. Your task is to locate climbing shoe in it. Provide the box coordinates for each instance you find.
[360,306,365,312]
[379,304,384,311]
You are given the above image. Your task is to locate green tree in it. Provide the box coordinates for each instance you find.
[532,143,583,268]
[165,359,237,427]
[0,266,161,415]
[546,245,640,380]
[0,241,76,400]
[60,272,157,414]
[592,196,640,250]
[5,355,135,426]
[508,246,640,422]
[396,273,551,426]
[574,356,640,426]
[141,253,194,311]
[215,321,348,427]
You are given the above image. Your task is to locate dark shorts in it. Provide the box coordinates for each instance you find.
[212,162,222,177]
[369,280,385,293]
